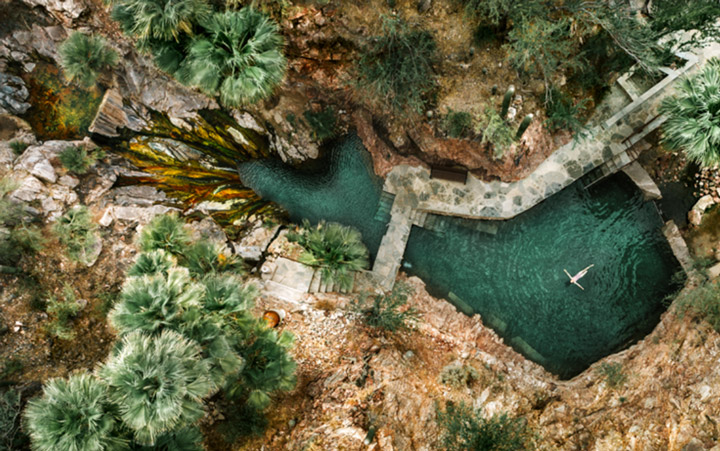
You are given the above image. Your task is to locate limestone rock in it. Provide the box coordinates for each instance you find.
[0,73,30,115]
[688,194,715,226]
[88,89,128,138]
[233,221,281,261]
[708,262,720,280]
[10,175,45,203]
[23,0,85,22]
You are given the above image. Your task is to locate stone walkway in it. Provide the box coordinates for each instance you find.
[372,42,720,289]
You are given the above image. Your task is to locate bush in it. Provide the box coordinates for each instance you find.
[544,87,590,135]
[46,284,82,340]
[9,141,29,156]
[0,177,45,269]
[23,374,123,451]
[439,363,480,388]
[53,206,99,264]
[0,389,25,450]
[58,146,102,175]
[137,213,191,255]
[436,402,535,451]
[201,273,256,314]
[99,330,216,445]
[660,58,720,167]
[111,0,210,42]
[287,219,369,291]
[478,107,514,159]
[676,279,720,331]
[355,16,437,115]
[444,110,473,138]
[183,240,242,277]
[58,32,118,88]
[352,282,420,332]
[303,106,337,142]
[178,8,286,107]
[597,362,627,389]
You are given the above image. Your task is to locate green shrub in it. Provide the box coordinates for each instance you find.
[597,362,627,389]
[9,141,29,156]
[177,8,286,107]
[436,402,535,451]
[46,284,82,340]
[111,0,210,42]
[444,110,473,138]
[544,87,590,135]
[217,403,268,442]
[303,106,337,141]
[137,213,191,255]
[660,58,720,167]
[23,374,124,451]
[0,358,24,381]
[676,279,720,331]
[287,219,369,291]
[109,268,203,336]
[58,32,118,88]
[127,249,176,277]
[352,282,420,332]
[439,363,480,388]
[201,273,256,314]
[138,427,205,451]
[183,240,242,277]
[99,330,216,445]
[355,16,437,115]
[478,107,514,159]
[0,389,26,450]
[58,146,102,175]
[53,206,99,264]
[0,177,45,269]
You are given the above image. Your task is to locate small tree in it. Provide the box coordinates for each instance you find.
[178,8,286,106]
[287,220,370,291]
[660,58,720,167]
[137,213,191,255]
[24,374,124,451]
[99,330,216,445]
[58,32,118,88]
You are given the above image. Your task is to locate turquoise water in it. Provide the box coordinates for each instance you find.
[238,135,680,378]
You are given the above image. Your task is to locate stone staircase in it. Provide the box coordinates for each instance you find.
[308,269,357,294]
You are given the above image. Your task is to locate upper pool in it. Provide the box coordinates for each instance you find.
[238,135,681,378]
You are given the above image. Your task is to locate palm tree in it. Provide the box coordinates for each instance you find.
[177,8,287,106]
[23,374,125,451]
[111,0,210,42]
[99,330,216,446]
[58,32,118,88]
[137,213,191,255]
[127,249,176,277]
[660,57,720,167]
[109,268,203,336]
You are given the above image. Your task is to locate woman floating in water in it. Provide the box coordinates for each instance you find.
[564,264,594,290]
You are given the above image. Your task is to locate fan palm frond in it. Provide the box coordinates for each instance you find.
[59,32,118,88]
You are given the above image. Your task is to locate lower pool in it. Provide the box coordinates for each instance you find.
[238,135,681,378]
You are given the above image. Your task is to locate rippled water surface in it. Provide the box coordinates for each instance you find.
[239,135,680,378]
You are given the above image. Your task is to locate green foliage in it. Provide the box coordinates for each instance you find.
[597,362,627,389]
[217,403,268,442]
[53,206,99,264]
[0,358,24,381]
[138,213,191,255]
[0,389,26,450]
[650,0,720,50]
[58,32,118,88]
[109,268,203,336]
[178,8,286,107]
[287,219,370,291]
[9,141,29,156]
[134,427,204,451]
[111,0,210,42]
[59,146,102,174]
[660,58,720,168]
[478,107,514,159]
[0,177,45,269]
[355,16,437,115]
[127,249,176,277]
[303,107,337,142]
[46,283,82,340]
[352,282,420,333]
[544,87,590,135]
[436,402,535,451]
[201,273,256,314]
[23,374,125,451]
[100,330,216,445]
[676,278,720,331]
[457,0,542,25]
[438,363,480,389]
[183,240,242,277]
[444,110,473,138]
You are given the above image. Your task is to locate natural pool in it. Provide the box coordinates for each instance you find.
[238,135,681,378]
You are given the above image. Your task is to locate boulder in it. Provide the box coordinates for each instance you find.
[10,175,45,203]
[14,147,56,183]
[0,73,30,115]
[688,194,715,226]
